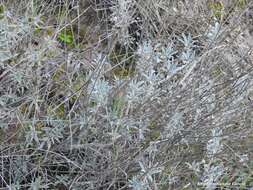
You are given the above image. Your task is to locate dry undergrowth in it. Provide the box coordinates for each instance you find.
[0,0,253,189]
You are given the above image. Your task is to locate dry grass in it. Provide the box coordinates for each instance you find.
[0,0,253,189]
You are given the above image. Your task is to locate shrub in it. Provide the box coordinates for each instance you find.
[0,0,253,189]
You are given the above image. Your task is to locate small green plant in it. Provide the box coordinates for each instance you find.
[236,0,247,8]
[111,96,125,117]
[34,26,42,34]
[208,1,224,21]
[58,29,74,46]
[0,4,5,19]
